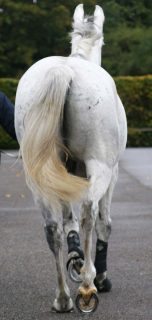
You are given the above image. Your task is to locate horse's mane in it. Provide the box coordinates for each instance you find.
[71,15,102,42]
[70,12,104,58]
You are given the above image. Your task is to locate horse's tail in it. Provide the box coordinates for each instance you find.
[20,64,89,207]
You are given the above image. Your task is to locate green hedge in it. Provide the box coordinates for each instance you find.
[115,75,152,128]
[0,78,18,103]
[0,78,19,149]
[115,75,152,147]
[0,75,152,148]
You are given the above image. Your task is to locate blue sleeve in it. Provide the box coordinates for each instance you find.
[0,91,17,140]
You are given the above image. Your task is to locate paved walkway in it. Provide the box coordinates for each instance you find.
[0,149,152,320]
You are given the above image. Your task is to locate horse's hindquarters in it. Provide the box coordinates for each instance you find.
[65,57,124,166]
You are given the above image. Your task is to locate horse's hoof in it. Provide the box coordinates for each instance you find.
[94,276,112,293]
[52,306,74,313]
[75,292,99,313]
[52,297,74,313]
[67,257,83,283]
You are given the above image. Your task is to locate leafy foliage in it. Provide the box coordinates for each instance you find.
[0,1,151,148]
[115,75,152,146]
[115,75,152,128]
[0,0,151,77]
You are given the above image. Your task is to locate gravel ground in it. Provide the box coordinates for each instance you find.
[0,148,152,320]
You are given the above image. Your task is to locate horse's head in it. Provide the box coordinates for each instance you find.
[71,4,105,65]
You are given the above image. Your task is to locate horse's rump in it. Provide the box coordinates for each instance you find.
[15,59,89,209]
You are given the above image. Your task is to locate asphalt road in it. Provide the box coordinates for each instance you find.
[0,149,152,320]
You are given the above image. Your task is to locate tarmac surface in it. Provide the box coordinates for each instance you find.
[0,148,152,320]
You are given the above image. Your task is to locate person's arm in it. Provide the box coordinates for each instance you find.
[0,91,17,140]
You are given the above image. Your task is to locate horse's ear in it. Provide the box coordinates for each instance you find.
[73,4,84,23]
[94,5,105,29]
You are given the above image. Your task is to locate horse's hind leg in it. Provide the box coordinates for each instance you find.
[63,204,84,282]
[76,160,112,312]
[63,160,85,282]
[40,202,73,312]
[94,164,118,292]
[76,200,98,312]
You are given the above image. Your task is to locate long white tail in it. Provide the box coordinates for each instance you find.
[20,64,89,207]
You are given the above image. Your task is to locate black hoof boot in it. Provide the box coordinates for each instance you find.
[94,276,112,293]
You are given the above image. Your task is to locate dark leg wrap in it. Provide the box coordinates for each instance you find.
[66,231,84,271]
[94,239,108,274]
[67,230,84,259]
[94,239,112,292]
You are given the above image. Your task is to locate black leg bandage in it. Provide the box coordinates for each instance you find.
[67,230,84,259]
[94,239,108,274]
